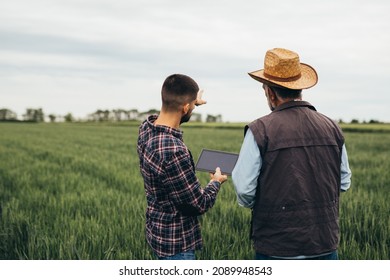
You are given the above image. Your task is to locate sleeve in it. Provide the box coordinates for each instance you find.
[161,149,221,216]
[232,128,262,208]
[340,143,352,192]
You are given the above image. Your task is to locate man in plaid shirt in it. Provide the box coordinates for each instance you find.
[137,74,227,260]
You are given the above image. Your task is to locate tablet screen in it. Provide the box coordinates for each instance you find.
[195,149,239,175]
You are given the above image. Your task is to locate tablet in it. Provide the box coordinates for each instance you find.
[195,149,239,175]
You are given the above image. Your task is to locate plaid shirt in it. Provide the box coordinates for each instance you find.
[137,115,221,258]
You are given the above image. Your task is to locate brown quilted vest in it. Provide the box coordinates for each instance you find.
[247,101,344,256]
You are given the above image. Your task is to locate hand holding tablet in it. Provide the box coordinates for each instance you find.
[210,167,228,184]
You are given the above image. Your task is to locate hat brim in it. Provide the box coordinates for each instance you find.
[248,63,318,90]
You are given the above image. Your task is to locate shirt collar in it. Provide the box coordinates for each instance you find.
[274,100,317,112]
[146,114,183,139]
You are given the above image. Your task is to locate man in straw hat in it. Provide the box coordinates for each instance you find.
[232,48,352,260]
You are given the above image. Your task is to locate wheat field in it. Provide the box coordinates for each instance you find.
[0,122,389,259]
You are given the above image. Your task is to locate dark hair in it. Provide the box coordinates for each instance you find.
[269,85,302,100]
[161,74,199,112]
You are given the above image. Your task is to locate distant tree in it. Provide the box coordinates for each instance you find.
[206,114,222,123]
[88,109,111,122]
[23,108,44,122]
[89,110,105,122]
[351,119,359,124]
[103,110,110,122]
[145,109,160,115]
[48,114,56,122]
[36,108,44,122]
[112,109,123,122]
[190,113,202,122]
[64,113,74,122]
[206,115,215,123]
[0,108,17,121]
[127,109,139,120]
[137,109,160,121]
[96,110,104,121]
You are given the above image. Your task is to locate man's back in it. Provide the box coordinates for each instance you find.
[137,74,227,260]
[234,47,351,259]
[137,115,202,258]
[137,114,223,258]
[248,101,345,256]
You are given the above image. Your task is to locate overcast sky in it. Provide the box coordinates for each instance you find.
[1,0,389,122]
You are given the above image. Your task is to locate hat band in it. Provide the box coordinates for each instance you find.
[263,72,302,82]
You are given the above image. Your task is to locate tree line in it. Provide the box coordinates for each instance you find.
[1,108,385,124]
[0,108,223,123]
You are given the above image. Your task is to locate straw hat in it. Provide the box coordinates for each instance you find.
[248,48,318,90]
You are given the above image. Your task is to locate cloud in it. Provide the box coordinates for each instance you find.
[1,0,390,122]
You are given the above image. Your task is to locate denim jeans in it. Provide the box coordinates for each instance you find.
[255,250,338,260]
[158,250,196,260]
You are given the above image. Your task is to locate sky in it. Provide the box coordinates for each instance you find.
[1,0,390,123]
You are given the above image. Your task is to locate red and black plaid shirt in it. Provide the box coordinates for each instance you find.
[137,115,221,258]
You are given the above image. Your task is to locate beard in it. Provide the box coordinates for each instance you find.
[180,111,192,124]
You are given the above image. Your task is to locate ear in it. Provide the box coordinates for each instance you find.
[268,88,277,101]
[183,103,190,114]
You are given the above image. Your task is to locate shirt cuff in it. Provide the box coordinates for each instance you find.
[208,180,221,189]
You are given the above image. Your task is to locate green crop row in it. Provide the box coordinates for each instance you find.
[0,123,389,259]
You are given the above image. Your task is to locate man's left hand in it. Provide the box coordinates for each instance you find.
[195,89,207,106]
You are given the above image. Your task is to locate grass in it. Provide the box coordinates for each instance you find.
[0,122,389,259]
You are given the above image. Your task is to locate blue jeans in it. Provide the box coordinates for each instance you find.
[255,250,338,260]
[158,250,195,260]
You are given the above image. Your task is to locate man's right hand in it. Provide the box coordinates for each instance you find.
[210,167,228,184]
